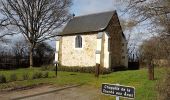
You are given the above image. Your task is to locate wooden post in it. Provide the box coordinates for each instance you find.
[53,61,58,77]
[148,62,154,80]
[95,63,100,77]
[55,63,58,77]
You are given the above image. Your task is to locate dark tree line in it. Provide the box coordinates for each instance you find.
[0,41,54,69]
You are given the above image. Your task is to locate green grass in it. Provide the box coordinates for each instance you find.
[0,67,166,100]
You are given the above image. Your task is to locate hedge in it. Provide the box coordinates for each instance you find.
[57,66,111,75]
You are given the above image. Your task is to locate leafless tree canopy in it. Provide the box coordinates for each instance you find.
[125,0,170,37]
[0,0,71,67]
[139,36,170,67]
[0,0,71,44]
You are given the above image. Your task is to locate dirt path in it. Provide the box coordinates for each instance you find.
[0,85,101,100]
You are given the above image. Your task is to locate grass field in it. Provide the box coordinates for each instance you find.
[0,67,166,100]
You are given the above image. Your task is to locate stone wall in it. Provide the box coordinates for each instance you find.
[105,12,124,68]
[121,36,128,67]
[59,34,97,67]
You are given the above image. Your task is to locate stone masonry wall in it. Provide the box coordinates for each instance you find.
[60,34,97,67]
[106,12,124,68]
[121,36,128,67]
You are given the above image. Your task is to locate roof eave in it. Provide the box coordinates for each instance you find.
[59,30,106,36]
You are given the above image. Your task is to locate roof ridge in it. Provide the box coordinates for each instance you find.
[73,10,116,19]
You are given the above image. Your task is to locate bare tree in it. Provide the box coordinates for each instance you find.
[12,40,29,67]
[139,36,170,80]
[0,21,14,42]
[0,0,71,67]
[120,19,140,63]
[123,0,170,80]
[34,42,54,66]
[139,38,157,80]
[125,0,170,37]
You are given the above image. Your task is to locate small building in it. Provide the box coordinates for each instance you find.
[55,11,128,69]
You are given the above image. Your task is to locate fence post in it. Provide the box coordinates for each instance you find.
[53,61,58,77]
[55,63,58,76]
[148,62,154,80]
[95,63,100,77]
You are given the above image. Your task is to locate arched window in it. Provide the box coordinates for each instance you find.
[75,35,82,48]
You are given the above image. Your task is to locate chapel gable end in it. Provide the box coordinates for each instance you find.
[106,12,124,68]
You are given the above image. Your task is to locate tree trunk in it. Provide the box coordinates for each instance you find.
[148,62,154,80]
[29,46,34,68]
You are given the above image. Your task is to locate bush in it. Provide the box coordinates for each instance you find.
[22,73,29,80]
[41,65,55,71]
[32,72,43,79]
[100,68,112,74]
[42,72,49,78]
[10,73,17,82]
[157,69,170,100]
[0,75,6,83]
[58,66,111,74]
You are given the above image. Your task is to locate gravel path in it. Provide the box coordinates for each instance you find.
[0,85,100,100]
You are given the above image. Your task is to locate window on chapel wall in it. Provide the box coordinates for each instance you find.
[75,35,82,48]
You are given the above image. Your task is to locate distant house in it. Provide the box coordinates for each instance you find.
[55,11,128,69]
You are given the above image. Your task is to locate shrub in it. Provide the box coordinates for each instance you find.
[157,69,170,100]
[58,66,111,74]
[42,72,49,78]
[32,72,43,79]
[0,75,6,83]
[100,68,112,74]
[22,73,29,80]
[41,65,55,71]
[10,73,17,82]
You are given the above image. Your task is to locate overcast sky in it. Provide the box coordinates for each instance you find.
[70,0,122,16]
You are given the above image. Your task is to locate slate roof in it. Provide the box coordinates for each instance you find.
[60,11,116,35]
